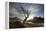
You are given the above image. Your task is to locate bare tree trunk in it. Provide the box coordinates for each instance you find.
[23,17,28,25]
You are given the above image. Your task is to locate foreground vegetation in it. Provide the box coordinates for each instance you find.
[9,17,44,29]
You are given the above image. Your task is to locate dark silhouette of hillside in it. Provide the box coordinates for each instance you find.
[25,17,44,27]
[9,17,25,28]
[9,17,44,28]
[26,17,44,23]
[32,17,44,23]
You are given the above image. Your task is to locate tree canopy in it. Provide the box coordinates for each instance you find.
[32,17,44,23]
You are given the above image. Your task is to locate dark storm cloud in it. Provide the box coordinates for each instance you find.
[9,2,44,19]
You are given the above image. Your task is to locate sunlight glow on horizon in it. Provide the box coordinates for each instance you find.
[27,15,34,20]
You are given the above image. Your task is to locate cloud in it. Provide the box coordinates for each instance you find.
[9,2,44,20]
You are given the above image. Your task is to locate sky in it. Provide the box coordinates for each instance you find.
[9,2,44,20]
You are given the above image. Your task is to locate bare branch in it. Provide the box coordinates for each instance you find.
[20,4,26,17]
[26,9,31,17]
[20,4,31,18]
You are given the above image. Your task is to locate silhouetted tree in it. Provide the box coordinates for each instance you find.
[19,4,31,25]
